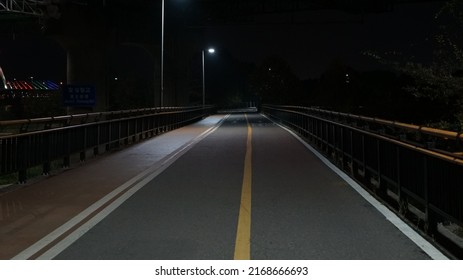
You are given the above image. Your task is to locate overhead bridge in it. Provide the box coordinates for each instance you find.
[0,105,461,259]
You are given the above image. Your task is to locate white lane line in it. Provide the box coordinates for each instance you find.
[12,115,229,260]
[265,114,448,260]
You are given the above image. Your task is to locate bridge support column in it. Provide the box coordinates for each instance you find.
[66,45,107,113]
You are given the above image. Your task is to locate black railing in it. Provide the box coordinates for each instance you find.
[0,106,215,183]
[263,105,463,236]
[265,105,463,158]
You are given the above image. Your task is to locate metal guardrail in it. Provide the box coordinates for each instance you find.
[0,107,202,134]
[262,105,463,237]
[0,106,215,183]
[268,105,463,158]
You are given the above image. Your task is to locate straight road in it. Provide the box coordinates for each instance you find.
[53,114,436,259]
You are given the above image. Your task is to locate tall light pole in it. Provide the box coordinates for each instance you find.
[202,48,215,108]
[0,66,6,89]
[160,0,165,108]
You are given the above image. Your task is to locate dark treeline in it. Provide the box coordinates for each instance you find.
[248,56,461,131]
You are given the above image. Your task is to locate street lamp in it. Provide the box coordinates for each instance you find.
[0,66,6,89]
[160,0,165,108]
[202,48,215,108]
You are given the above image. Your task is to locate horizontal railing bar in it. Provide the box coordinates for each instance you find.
[265,106,463,166]
[267,105,463,141]
[0,106,214,134]
[0,105,216,183]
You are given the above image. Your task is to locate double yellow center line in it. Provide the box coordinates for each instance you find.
[234,114,253,260]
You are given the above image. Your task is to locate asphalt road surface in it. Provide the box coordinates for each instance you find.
[55,114,431,260]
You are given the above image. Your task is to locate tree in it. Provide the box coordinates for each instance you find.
[249,56,303,105]
[310,58,361,112]
[364,0,463,130]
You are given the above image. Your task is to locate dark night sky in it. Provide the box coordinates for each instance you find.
[0,36,66,81]
[204,1,441,79]
[0,1,443,81]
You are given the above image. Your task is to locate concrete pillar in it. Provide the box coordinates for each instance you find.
[66,44,107,112]
[46,3,110,113]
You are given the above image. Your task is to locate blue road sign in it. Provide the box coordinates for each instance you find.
[63,85,96,107]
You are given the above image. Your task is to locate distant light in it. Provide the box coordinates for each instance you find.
[60,82,63,85]
[208,48,215,54]
[114,77,118,81]
[268,68,272,71]
[30,76,34,79]
[345,73,349,77]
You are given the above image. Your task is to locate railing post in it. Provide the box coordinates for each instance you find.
[105,121,111,152]
[360,134,366,178]
[376,138,387,198]
[423,156,436,235]
[94,124,100,156]
[80,127,87,162]
[63,129,70,168]
[339,126,345,169]
[397,146,408,216]
[349,129,354,175]
[17,135,27,183]
[43,132,51,175]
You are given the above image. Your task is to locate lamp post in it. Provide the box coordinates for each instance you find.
[0,66,6,89]
[202,48,215,108]
[160,0,165,108]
